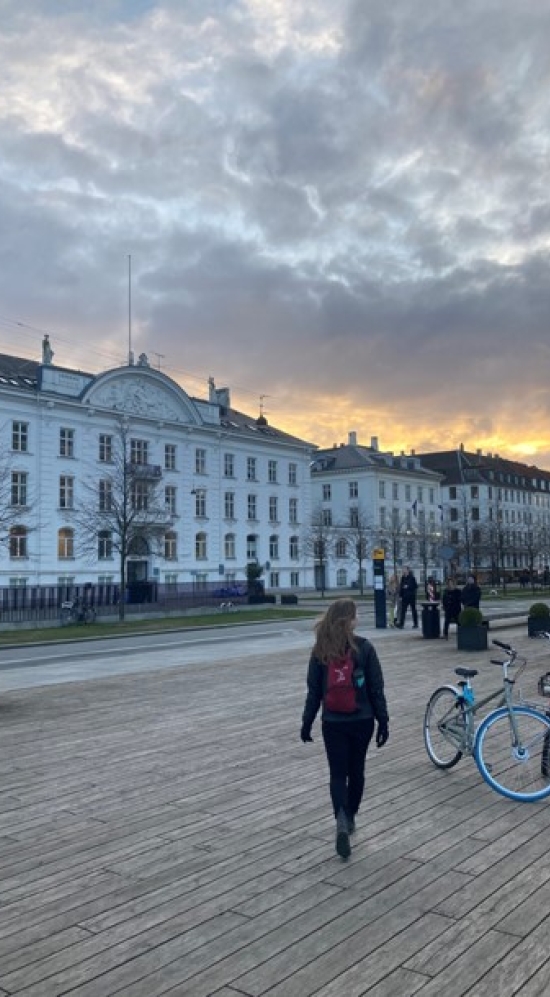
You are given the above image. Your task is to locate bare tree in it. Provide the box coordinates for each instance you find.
[338,504,375,595]
[302,505,338,597]
[72,419,174,619]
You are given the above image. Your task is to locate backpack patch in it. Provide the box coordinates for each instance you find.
[324,651,358,713]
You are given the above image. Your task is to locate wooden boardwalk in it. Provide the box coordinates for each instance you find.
[0,623,549,996]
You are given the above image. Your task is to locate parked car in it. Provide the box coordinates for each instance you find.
[212,584,247,598]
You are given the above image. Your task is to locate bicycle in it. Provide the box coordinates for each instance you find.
[423,638,550,802]
[59,600,97,626]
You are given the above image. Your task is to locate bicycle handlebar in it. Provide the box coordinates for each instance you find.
[492,639,513,651]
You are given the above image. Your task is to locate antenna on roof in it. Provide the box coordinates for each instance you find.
[257,393,269,426]
[153,352,164,371]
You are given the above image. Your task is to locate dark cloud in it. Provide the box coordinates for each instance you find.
[1,0,550,459]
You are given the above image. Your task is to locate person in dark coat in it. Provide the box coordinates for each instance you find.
[300,598,389,860]
[461,574,481,610]
[442,578,462,638]
[397,566,418,628]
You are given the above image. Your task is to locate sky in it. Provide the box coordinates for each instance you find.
[1,0,550,463]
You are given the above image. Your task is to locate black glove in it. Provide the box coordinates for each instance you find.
[300,724,313,743]
[376,721,389,748]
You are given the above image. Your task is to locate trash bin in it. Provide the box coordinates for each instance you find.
[421,601,441,639]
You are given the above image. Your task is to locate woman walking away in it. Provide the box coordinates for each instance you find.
[300,599,389,861]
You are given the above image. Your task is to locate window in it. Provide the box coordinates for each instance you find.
[246,534,258,560]
[471,485,479,499]
[290,571,300,587]
[99,434,113,462]
[131,481,149,511]
[289,536,299,560]
[130,439,148,465]
[379,507,386,528]
[12,421,28,452]
[269,535,279,559]
[417,487,423,502]
[247,457,257,481]
[379,481,386,499]
[269,496,278,523]
[289,497,298,524]
[224,491,235,519]
[337,569,347,587]
[195,531,207,559]
[224,453,234,478]
[224,533,236,559]
[405,485,411,502]
[406,540,414,559]
[392,483,399,500]
[269,571,280,588]
[268,460,278,483]
[9,525,27,559]
[322,508,332,526]
[247,494,257,520]
[9,576,27,588]
[450,508,458,521]
[349,481,358,499]
[59,475,74,509]
[11,471,28,507]
[58,527,74,559]
[429,488,435,504]
[165,485,177,515]
[59,428,75,457]
[336,538,347,558]
[98,530,113,559]
[349,507,359,527]
[288,463,297,486]
[164,444,176,471]
[472,507,480,521]
[323,484,331,501]
[99,480,113,511]
[195,488,206,518]
[195,448,206,474]
[164,531,177,560]
[449,486,457,500]
[165,573,178,586]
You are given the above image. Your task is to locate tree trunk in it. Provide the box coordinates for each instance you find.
[119,552,126,621]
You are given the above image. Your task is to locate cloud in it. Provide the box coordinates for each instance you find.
[1,0,550,462]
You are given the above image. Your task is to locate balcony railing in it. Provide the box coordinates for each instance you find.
[128,463,162,479]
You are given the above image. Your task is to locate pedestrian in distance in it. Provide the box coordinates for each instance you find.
[425,576,440,602]
[442,577,462,639]
[387,573,400,626]
[461,574,481,611]
[397,566,419,628]
[300,598,389,861]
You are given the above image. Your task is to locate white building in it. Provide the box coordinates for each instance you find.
[310,433,444,588]
[0,340,315,594]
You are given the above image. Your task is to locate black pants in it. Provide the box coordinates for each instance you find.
[399,597,418,627]
[322,719,375,818]
[443,613,459,637]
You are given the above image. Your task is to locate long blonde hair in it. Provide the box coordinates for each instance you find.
[312,598,357,664]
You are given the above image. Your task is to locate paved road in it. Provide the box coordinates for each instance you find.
[0,596,528,692]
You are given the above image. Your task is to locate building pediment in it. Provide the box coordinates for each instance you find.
[81,367,204,426]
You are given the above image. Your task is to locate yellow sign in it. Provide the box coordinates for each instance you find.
[372,548,385,560]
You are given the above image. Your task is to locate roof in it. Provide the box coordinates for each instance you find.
[311,443,442,479]
[417,449,550,489]
[0,353,40,390]
[220,407,315,448]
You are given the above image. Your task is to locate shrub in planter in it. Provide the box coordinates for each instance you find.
[527,602,550,638]
[281,593,298,605]
[457,607,488,651]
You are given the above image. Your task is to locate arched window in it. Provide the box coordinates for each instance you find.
[128,536,150,557]
[269,534,279,559]
[58,527,74,559]
[164,531,177,560]
[9,525,27,559]
[195,531,207,560]
[98,530,113,560]
[289,535,299,560]
[224,533,236,559]
[336,538,347,558]
[336,568,347,587]
[246,534,258,560]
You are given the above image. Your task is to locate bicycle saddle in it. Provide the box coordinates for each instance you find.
[455,668,478,679]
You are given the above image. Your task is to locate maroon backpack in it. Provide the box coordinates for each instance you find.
[324,650,358,713]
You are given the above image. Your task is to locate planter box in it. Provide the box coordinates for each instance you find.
[457,624,488,652]
[528,617,550,638]
[281,594,298,605]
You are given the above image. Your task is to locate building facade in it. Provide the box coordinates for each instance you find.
[0,342,315,593]
[310,433,443,588]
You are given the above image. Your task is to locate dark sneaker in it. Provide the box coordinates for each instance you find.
[336,809,351,860]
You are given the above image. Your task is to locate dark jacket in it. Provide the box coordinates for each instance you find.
[301,635,389,732]
[442,587,462,619]
[461,582,481,610]
[399,573,418,601]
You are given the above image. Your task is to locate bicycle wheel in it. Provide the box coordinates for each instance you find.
[59,608,72,627]
[83,607,96,624]
[475,706,550,802]
[424,686,468,769]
